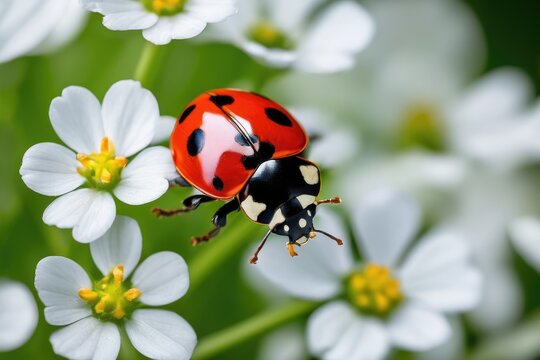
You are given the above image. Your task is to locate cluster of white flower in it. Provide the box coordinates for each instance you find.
[4,0,539,359]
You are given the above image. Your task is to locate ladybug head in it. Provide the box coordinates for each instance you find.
[272,197,344,248]
[272,203,317,245]
[250,196,343,264]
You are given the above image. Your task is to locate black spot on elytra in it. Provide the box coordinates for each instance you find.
[212,176,224,191]
[178,104,196,124]
[210,95,234,107]
[242,142,275,169]
[234,133,259,147]
[265,107,293,127]
[187,129,205,156]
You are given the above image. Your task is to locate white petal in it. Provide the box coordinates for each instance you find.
[132,252,189,306]
[449,68,534,163]
[90,216,142,278]
[50,318,120,360]
[267,0,323,33]
[114,146,176,205]
[0,1,63,63]
[49,86,104,154]
[400,229,482,312]
[30,0,87,55]
[353,189,421,266]
[469,264,523,333]
[252,209,353,300]
[186,0,238,23]
[101,80,159,157]
[258,324,306,360]
[241,41,297,68]
[509,217,540,273]
[418,316,464,360]
[125,309,196,360]
[450,68,532,134]
[296,1,374,73]
[34,257,92,326]
[307,301,389,360]
[308,130,358,168]
[361,0,484,76]
[0,280,38,351]
[81,0,158,30]
[388,302,450,351]
[43,189,116,243]
[324,319,388,360]
[20,142,84,196]
[99,2,158,31]
[143,15,207,45]
[151,115,176,144]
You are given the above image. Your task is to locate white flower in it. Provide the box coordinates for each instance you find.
[0,0,86,63]
[0,280,38,352]
[510,217,540,275]
[35,216,196,360]
[20,80,178,243]
[286,107,358,169]
[252,190,481,359]
[210,0,374,73]
[81,0,238,45]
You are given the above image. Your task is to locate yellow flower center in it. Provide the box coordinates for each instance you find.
[347,263,403,316]
[142,0,186,15]
[398,105,445,152]
[248,22,293,50]
[79,265,141,320]
[77,137,127,189]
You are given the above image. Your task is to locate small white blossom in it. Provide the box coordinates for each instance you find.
[35,216,196,360]
[210,0,374,73]
[20,80,177,243]
[252,190,481,359]
[289,107,358,169]
[0,280,38,352]
[81,0,238,45]
[0,0,86,63]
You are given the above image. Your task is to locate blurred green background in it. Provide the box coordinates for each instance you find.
[1,0,540,359]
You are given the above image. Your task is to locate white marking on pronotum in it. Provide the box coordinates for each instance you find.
[269,209,285,228]
[241,195,266,221]
[307,210,312,217]
[299,165,319,185]
[299,218,307,228]
[284,225,290,232]
[296,194,316,208]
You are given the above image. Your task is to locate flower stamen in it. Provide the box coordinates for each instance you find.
[142,0,186,16]
[248,22,293,50]
[77,137,127,189]
[398,105,445,152]
[347,263,403,315]
[78,264,141,320]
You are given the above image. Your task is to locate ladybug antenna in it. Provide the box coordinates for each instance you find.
[249,227,274,265]
[315,196,342,206]
[313,228,343,246]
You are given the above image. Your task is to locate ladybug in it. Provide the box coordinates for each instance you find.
[153,89,342,263]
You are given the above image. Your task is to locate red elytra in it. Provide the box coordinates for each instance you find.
[170,89,308,199]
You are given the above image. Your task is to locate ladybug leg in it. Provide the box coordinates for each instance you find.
[191,200,240,245]
[249,228,273,264]
[152,195,215,218]
[169,175,191,187]
[315,196,342,206]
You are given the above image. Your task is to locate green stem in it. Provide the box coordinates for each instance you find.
[134,42,166,87]
[192,300,319,360]
[249,61,286,92]
[189,219,261,291]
